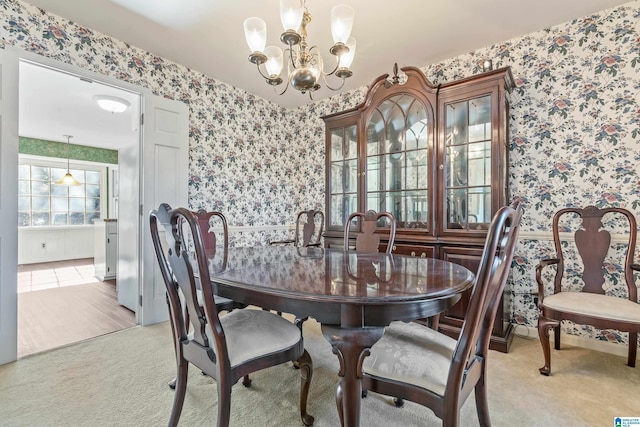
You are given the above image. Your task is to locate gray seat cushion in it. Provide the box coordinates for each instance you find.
[363,321,456,396]
[543,292,640,322]
[203,309,302,368]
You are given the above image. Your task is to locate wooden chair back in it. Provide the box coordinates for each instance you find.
[271,210,324,247]
[548,206,637,299]
[455,202,522,369]
[150,204,227,368]
[295,209,324,247]
[344,210,397,254]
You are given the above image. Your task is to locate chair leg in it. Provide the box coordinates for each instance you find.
[554,322,561,350]
[474,367,491,427]
[628,332,637,368]
[242,375,251,387]
[393,397,404,408]
[216,376,233,427]
[538,315,558,376]
[297,349,315,426]
[429,314,440,331]
[169,359,189,427]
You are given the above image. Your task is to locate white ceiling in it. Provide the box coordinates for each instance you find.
[18,0,633,148]
[19,61,140,149]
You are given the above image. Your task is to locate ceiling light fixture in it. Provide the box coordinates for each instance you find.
[55,135,81,186]
[93,95,131,113]
[243,0,355,98]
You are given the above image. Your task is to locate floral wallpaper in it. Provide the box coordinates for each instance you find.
[1,0,639,348]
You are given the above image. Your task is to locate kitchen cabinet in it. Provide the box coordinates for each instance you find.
[94,219,117,281]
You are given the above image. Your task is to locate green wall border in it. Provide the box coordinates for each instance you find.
[19,137,118,164]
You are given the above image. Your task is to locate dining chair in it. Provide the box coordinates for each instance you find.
[270,209,324,247]
[344,210,397,254]
[149,204,314,426]
[361,202,522,427]
[153,204,247,390]
[536,205,640,375]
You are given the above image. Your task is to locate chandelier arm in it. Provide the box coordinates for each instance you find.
[274,77,291,96]
[255,63,274,80]
[320,72,347,92]
[308,44,341,76]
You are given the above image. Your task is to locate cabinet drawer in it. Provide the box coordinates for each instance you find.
[390,243,435,258]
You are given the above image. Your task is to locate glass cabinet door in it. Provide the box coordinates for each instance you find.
[328,125,358,228]
[444,94,492,230]
[365,94,429,230]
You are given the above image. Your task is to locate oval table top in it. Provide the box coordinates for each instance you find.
[208,246,475,327]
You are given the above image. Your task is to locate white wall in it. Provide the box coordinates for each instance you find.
[18,227,94,264]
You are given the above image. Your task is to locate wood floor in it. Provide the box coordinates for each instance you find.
[17,259,136,358]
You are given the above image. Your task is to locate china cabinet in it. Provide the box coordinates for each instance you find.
[322,64,515,351]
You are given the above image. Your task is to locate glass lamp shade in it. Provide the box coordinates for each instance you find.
[340,37,356,68]
[330,5,354,44]
[55,171,81,186]
[264,46,284,76]
[243,17,267,53]
[280,0,303,32]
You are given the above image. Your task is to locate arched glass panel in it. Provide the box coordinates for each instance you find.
[365,94,429,230]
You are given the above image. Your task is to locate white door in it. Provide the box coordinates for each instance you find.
[116,137,140,312]
[139,95,188,325]
[0,49,19,365]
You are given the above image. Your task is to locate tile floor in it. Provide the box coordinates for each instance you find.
[17,258,99,293]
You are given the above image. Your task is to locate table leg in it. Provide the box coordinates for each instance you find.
[321,325,384,427]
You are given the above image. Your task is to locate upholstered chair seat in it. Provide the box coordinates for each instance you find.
[200,309,303,368]
[364,321,456,396]
[542,293,640,323]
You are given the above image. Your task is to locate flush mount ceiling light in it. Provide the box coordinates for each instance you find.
[55,134,81,186]
[244,0,356,98]
[93,95,131,113]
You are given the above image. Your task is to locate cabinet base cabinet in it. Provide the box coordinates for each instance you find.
[438,318,515,353]
[438,245,513,353]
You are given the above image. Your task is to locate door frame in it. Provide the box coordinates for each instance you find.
[1,47,182,364]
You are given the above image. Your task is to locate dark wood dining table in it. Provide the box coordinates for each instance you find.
[207,246,474,427]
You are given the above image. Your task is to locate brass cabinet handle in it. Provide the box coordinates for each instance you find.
[421,252,426,258]
[392,245,397,251]
[411,251,416,257]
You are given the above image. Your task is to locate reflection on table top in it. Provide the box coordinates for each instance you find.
[207,246,474,304]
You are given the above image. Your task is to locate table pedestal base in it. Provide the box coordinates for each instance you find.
[321,325,384,427]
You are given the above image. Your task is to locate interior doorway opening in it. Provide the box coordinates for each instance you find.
[17,60,141,357]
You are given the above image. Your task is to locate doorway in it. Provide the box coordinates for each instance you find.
[17,60,140,356]
[1,49,189,365]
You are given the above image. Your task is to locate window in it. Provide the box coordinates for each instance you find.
[18,163,102,227]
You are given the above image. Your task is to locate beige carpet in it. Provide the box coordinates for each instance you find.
[1,315,638,426]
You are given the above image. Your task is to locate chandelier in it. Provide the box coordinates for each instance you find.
[243,0,356,97]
